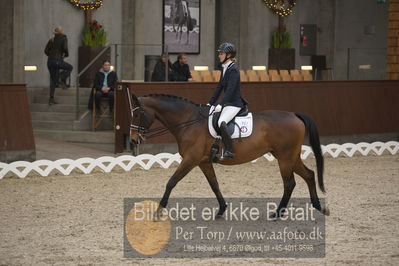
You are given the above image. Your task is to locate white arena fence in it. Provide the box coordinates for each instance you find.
[0,141,398,179]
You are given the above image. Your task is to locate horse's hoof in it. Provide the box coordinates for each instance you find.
[215,214,224,220]
[322,206,330,216]
[152,211,162,222]
[153,206,166,221]
[269,212,279,220]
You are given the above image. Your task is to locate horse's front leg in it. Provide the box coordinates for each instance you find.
[185,30,189,45]
[158,158,196,209]
[199,162,227,218]
[178,27,182,43]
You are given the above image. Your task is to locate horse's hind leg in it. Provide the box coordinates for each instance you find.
[185,22,190,45]
[271,157,296,218]
[294,158,330,215]
[199,162,227,218]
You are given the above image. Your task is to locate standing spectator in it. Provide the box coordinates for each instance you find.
[44,26,73,105]
[88,60,118,114]
[151,53,173,81]
[171,53,193,81]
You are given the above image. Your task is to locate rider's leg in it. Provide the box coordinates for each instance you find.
[218,106,241,158]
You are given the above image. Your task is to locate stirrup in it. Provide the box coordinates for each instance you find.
[222,150,234,159]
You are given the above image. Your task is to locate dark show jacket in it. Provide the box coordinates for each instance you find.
[44,34,69,59]
[151,60,173,81]
[171,61,192,81]
[88,70,118,109]
[208,63,248,108]
[92,70,118,91]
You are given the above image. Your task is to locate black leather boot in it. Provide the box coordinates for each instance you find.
[59,79,67,90]
[48,97,58,105]
[219,122,234,159]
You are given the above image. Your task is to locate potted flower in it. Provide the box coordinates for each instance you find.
[264,0,296,70]
[268,27,295,70]
[78,19,110,87]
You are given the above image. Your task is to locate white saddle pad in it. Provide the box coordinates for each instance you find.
[208,110,253,139]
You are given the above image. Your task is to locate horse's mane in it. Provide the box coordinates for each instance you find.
[143,94,200,107]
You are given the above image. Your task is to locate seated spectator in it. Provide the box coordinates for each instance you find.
[151,53,173,81]
[171,53,193,81]
[88,60,118,114]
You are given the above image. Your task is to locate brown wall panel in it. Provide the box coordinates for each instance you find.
[115,81,399,153]
[0,84,35,152]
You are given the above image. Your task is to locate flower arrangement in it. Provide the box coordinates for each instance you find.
[272,29,292,48]
[82,20,107,46]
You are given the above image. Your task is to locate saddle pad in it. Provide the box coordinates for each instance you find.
[208,110,253,139]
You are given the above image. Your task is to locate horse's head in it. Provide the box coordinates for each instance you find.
[129,94,156,146]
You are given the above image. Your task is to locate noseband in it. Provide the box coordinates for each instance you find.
[127,90,146,145]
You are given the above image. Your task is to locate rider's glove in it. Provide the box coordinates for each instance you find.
[214,104,222,112]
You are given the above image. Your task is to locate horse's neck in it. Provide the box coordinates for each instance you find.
[149,100,197,129]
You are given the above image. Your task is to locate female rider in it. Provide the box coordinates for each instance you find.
[208,43,248,159]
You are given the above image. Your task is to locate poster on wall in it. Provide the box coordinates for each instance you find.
[163,0,200,54]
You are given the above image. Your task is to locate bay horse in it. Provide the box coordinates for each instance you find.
[171,0,191,44]
[128,93,330,218]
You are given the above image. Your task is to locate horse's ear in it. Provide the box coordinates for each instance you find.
[131,93,141,106]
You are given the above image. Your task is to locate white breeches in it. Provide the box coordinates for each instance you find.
[218,106,241,127]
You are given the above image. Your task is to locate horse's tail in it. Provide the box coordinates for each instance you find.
[295,112,326,194]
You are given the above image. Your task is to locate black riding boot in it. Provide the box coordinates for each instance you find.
[220,122,234,159]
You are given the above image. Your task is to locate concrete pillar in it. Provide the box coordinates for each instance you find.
[121,0,135,80]
[318,0,335,79]
[13,0,25,83]
[215,0,243,68]
[0,0,25,83]
[0,0,14,83]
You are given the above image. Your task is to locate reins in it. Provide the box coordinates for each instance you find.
[135,115,205,140]
[127,90,212,144]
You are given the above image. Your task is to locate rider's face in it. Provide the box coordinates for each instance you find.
[218,52,227,63]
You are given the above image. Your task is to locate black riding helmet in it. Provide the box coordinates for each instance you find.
[217,43,236,64]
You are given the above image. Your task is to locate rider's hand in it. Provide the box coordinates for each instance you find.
[214,104,222,112]
[206,103,211,106]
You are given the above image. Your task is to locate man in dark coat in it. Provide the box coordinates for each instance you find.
[88,60,118,113]
[171,53,193,81]
[44,26,73,105]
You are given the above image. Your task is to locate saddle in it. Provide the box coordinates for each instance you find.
[208,106,253,139]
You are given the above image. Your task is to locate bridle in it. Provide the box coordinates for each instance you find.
[127,89,146,146]
[127,90,211,149]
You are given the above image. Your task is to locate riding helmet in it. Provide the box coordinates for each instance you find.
[217,43,236,58]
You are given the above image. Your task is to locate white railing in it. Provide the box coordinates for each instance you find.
[0,141,398,179]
